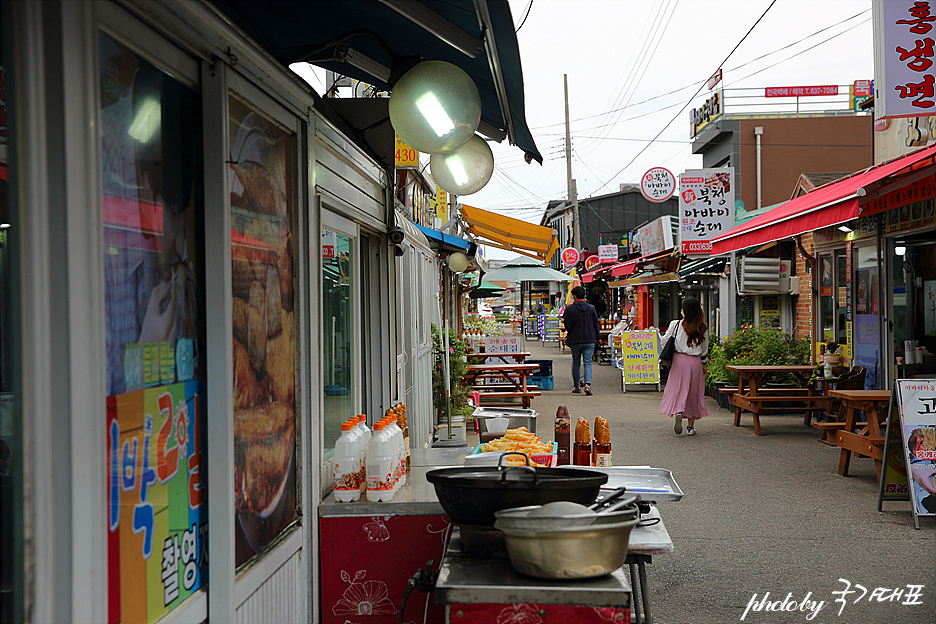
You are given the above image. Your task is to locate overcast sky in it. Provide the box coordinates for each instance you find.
[293,0,874,260]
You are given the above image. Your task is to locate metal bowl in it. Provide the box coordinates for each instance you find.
[494,504,638,531]
[495,517,640,579]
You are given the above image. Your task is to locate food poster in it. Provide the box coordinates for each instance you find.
[107,383,207,624]
[228,96,298,567]
[896,381,936,516]
[880,396,911,501]
[820,255,833,296]
[614,331,660,384]
[100,32,208,623]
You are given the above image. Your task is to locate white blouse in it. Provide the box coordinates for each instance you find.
[662,319,709,362]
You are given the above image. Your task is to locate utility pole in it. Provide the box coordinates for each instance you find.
[564,74,581,251]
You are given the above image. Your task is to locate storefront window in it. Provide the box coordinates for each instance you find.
[853,243,881,389]
[228,96,298,567]
[101,33,208,622]
[818,251,849,346]
[323,229,355,458]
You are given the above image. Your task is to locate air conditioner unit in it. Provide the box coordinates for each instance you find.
[738,257,781,293]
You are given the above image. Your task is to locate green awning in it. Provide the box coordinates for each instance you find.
[678,257,726,279]
[469,281,504,298]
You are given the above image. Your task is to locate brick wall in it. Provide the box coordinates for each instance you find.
[794,233,814,352]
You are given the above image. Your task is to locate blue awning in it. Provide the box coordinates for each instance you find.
[414,223,473,254]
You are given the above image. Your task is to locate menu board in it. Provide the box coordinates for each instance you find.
[541,316,561,343]
[614,331,660,385]
[895,380,936,519]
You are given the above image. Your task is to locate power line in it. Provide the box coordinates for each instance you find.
[589,0,779,196]
[528,8,869,132]
[515,0,533,32]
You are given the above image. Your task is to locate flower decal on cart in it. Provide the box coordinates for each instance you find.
[496,603,542,624]
[363,517,390,543]
[425,519,450,545]
[594,606,628,622]
[332,570,397,617]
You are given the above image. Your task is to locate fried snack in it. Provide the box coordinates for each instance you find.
[575,418,590,444]
[594,416,611,445]
[276,232,294,311]
[265,265,283,338]
[233,160,287,217]
[265,310,295,404]
[232,296,250,344]
[479,427,553,457]
[234,401,295,515]
[233,338,264,409]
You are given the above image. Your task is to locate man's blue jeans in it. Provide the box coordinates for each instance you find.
[569,342,595,388]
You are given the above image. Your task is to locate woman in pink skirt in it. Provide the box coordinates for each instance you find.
[660,297,710,435]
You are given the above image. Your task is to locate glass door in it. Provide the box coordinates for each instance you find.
[321,211,358,462]
[853,241,882,389]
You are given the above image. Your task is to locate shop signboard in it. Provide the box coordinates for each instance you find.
[689,90,721,138]
[561,247,580,266]
[873,0,936,118]
[584,254,601,272]
[678,169,734,255]
[636,215,674,258]
[598,244,617,263]
[484,336,520,354]
[322,227,336,258]
[434,186,448,223]
[395,134,419,167]
[613,331,660,385]
[894,381,936,519]
[764,85,838,97]
[640,166,676,203]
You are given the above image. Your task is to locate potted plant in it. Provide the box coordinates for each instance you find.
[704,338,732,409]
[431,324,472,422]
[822,341,842,367]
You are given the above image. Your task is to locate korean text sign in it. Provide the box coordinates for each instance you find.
[614,332,660,384]
[107,382,208,624]
[896,381,936,517]
[875,0,936,118]
[678,168,734,255]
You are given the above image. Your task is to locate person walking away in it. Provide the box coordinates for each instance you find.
[563,286,600,395]
[660,297,710,435]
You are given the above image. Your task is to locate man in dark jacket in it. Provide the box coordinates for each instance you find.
[562,286,600,395]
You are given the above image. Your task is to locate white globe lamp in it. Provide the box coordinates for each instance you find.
[430,134,494,196]
[447,251,470,273]
[389,60,481,154]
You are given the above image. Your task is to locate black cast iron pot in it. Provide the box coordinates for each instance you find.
[426,453,608,526]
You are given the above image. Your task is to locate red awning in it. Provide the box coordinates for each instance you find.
[612,259,638,276]
[710,143,936,255]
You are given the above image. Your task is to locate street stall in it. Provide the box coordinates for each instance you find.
[319,438,681,624]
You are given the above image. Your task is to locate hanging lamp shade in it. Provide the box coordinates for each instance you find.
[430,134,494,196]
[389,60,481,155]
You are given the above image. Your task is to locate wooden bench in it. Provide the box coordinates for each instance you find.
[475,390,542,408]
[472,384,539,392]
[728,392,830,436]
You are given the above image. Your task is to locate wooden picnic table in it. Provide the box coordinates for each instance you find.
[466,351,531,365]
[463,363,541,408]
[725,365,829,436]
[827,389,892,480]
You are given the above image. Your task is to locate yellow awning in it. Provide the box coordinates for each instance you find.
[460,203,560,264]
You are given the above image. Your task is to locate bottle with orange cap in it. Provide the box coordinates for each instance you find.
[334,420,361,502]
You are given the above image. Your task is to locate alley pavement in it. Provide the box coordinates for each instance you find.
[485,336,935,624]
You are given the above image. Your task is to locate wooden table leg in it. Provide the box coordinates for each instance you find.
[752,412,762,436]
[733,378,745,427]
[837,406,856,476]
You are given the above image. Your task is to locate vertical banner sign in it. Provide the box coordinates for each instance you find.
[614,332,660,384]
[395,134,419,167]
[846,241,853,364]
[435,186,448,222]
[678,168,734,255]
[875,0,936,118]
[896,381,936,518]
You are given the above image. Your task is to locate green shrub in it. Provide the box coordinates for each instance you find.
[463,314,504,336]
[706,324,810,387]
[431,324,471,417]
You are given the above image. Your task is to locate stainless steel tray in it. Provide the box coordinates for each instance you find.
[560,466,683,502]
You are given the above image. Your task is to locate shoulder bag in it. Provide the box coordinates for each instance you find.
[659,320,678,368]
